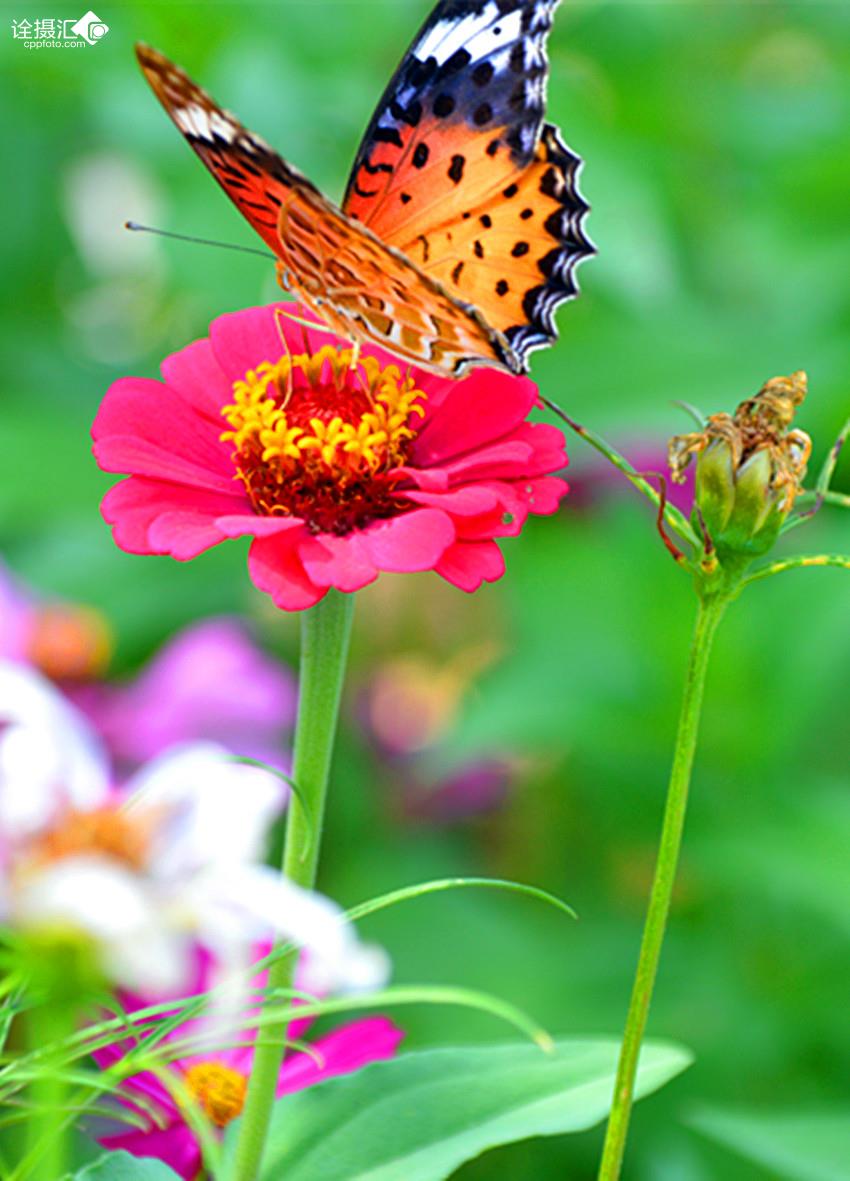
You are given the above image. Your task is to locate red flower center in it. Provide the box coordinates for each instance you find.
[221,345,427,534]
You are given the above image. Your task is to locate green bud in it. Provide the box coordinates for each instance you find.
[670,371,811,568]
[721,448,774,552]
[694,438,736,538]
[748,487,789,556]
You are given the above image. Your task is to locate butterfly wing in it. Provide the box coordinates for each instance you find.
[342,0,594,368]
[136,44,517,377]
[135,44,322,256]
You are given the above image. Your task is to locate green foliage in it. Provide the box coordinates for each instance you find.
[1,1,848,1177]
[688,1107,850,1181]
[74,1152,181,1180]
[238,1039,691,1181]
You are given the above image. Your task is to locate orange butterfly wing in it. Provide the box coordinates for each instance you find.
[135,44,517,377]
[343,0,593,366]
[136,44,316,257]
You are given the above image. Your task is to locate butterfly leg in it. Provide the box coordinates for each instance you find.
[275,260,294,292]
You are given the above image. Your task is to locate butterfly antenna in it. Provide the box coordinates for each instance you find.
[124,221,276,260]
[272,309,295,407]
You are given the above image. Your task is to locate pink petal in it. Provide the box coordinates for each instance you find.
[393,466,449,493]
[208,303,335,386]
[431,439,537,485]
[209,305,290,384]
[514,475,569,515]
[160,337,235,424]
[449,484,529,541]
[215,514,305,540]
[435,539,506,592]
[93,378,234,489]
[509,422,569,476]
[404,486,501,516]
[247,533,325,611]
[99,1122,200,1181]
[276,1017,404,1096]
[91,1046,176,1119]
[101,478,242,558]
[413,370,539,465]
[298,534,379,592]
[147,511,233,560]
[356,509,455,572]
[420,423,566,488]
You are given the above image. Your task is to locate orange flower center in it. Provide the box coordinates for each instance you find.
[27,805,150,871]
[184,1061,248,1128]
[221,345,426,534]
[25,605,112,682]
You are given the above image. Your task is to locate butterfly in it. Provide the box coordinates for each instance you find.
[136,0,593,378]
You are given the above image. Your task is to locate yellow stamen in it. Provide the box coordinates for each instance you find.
[184,1061,247,1128]
[219,345,427,524]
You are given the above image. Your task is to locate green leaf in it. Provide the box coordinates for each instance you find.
[249,1037,692,1181]
[344,877,577,925]
[74,1150,182,1180]
[688,1106,850,1181]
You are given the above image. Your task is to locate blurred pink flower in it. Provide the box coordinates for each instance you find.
[93,303,568,611]
[567,443,694,515]
[0,563,29,663]
[402,760,514,824]
[84,617,296,769]
[0,561,111,681]
[92,955,403,1179]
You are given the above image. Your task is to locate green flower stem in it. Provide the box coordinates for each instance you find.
[228,590,355,1181]
[741,553,850,586]
[539,395,699,547]
[795,488,850,511]
[596,592,727,1181]
[24,1000,73,1181]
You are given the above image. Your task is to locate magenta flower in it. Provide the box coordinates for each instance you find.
[402,760,514,825]
[87,617,296,769]
[568,443,695,515]
[93,304,568,611]
[92,973,403,1179]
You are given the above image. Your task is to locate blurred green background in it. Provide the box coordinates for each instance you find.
[1,1,848,1177]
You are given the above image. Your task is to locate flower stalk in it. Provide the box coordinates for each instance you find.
[566,369,849,1179]
[24,998,75,1181]
[596,591,726,1181]
[228,589,355,1181]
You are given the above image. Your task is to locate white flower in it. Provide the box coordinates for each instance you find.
[0,663,388,997]
[0,663,108,841]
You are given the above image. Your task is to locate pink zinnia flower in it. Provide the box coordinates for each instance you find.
[93,304,568,611]
[93,963,403,1179]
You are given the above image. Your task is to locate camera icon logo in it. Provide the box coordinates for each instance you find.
[69,10,110,43]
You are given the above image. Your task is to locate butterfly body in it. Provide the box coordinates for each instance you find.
[136,0,593,377]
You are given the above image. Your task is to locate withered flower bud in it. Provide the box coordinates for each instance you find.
[669,371,812,560]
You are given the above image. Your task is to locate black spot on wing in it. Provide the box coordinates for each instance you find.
[448,154,466,183]
[344,0,564,209]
